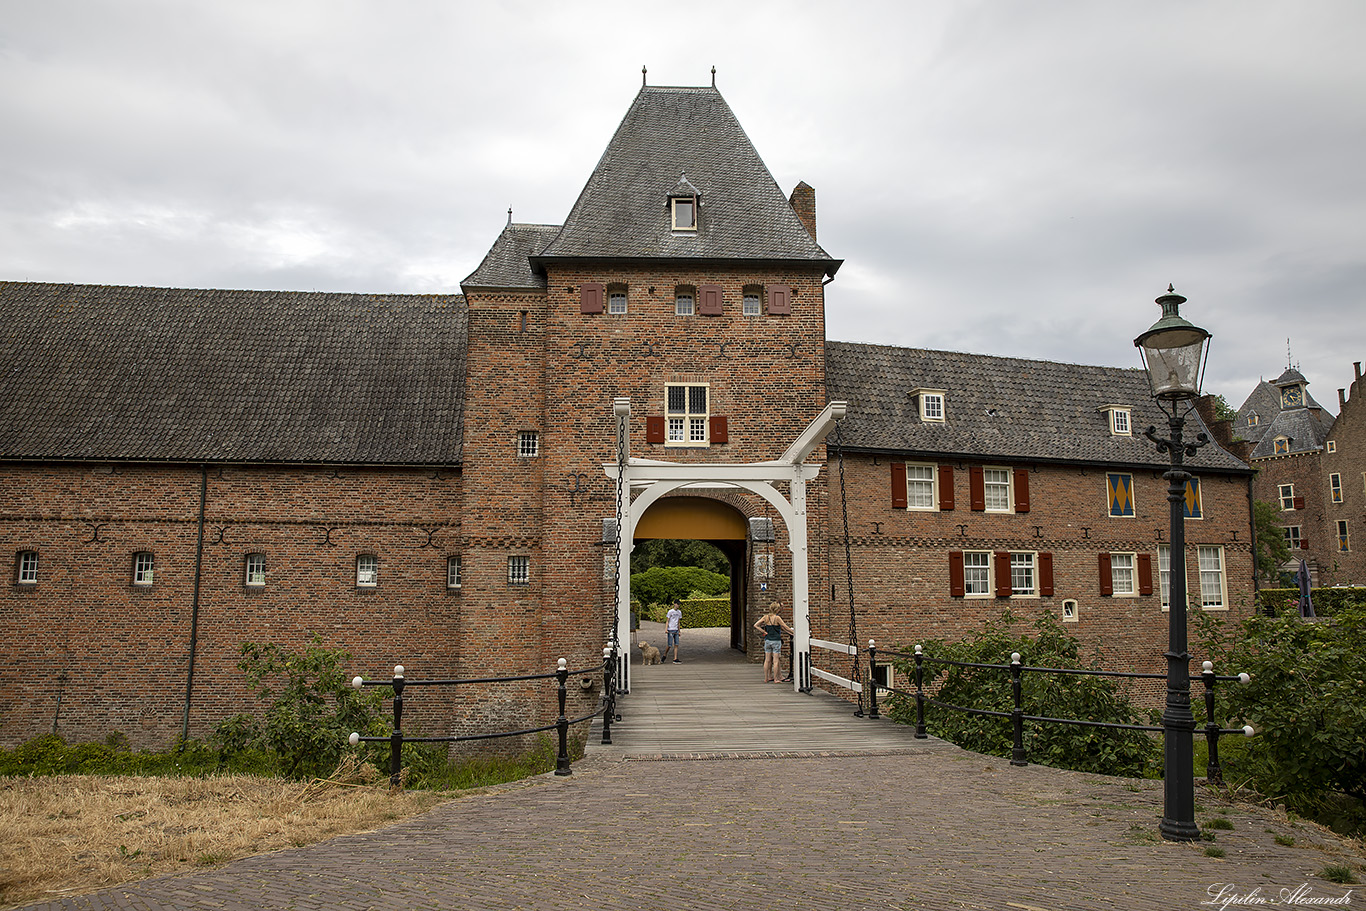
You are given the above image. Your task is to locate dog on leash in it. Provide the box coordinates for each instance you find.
[638,641,662,665]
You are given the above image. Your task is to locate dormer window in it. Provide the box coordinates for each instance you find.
[671,196,696,231]
[1273,436,1291,455]
[1247,413,1259,426]
[912,389,946,423]
[1100,405,1132,436]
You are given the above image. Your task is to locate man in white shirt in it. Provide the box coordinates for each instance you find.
[664,601,682,663]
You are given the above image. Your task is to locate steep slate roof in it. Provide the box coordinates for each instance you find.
[0,282,467,464]
[1236,376,1333,457]
[462,223,560,289]
[826,341,1250,472]
[536,86,839,270]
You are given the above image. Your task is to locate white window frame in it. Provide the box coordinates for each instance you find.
[133,551,155,586]
[245,553,266,587]
[674,290,695,316]
[1158,545,1171,611]
[1198,545,1226,610]
[983,467,1012,513]
[665,382,709,447]
[1110,552,1136,597]
[1010,551,1037,597]
[1326,440,1336,453]
[905,463,937,510]
[446,555,462,589]
[919,392,946,423]
[1279,484,1296,510]
[508,555,530,585]
[17,551,38,585]
[1061,599,1078,622]
[356,554,378,588]
[671,196,697,231]
[607,289,628,315]
[871,662,895,692]
[1102,406,1132,436]
[963,551,991,598]
[1338,520,1350,553]
[1330,473,1343,504]
[742,291,761,316]
[518,430,539,458]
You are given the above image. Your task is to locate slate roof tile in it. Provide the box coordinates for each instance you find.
[462,223,559,289]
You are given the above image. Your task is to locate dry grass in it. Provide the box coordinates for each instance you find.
[0,759,449,909]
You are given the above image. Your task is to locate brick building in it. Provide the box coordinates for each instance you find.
[1,83,1255,748]
[1236,363,1366,585]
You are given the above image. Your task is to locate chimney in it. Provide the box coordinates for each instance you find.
[789,182,817,241]
[1341,388,1348,408]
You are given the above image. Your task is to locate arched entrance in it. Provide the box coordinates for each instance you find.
[634,496,751,651]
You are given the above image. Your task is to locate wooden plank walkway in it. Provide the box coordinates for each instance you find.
[591,624,951,758]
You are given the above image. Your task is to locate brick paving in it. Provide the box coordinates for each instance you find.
[17,632,1364,910]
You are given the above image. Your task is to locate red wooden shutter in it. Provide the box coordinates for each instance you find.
[1039,552,1054,597]
[1138,553,1154,596]
[891,461,907,509]
[1300,538,1310,549]
[938,464,954,510]
[969,466,986,511]
[994,551,1012,597]
[709,415,728,443]
[765,283,791,315]
[949,551,965,597]
[1014,469,1030,513]
[699,284,723,316]
[1293,496,1305,510]
[646,416,665,444]
[580,283,604,314]
[1098,553,1113,596]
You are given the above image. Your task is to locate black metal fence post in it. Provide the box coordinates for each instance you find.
[601,646,615,745]
[913,644,927,739]
[1201,661,1222,784]
[867,639,880,719]
[1010,652,1028,767]
[390,665,406,788]
[555,658,572,776]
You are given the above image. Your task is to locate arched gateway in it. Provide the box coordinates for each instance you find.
[605,398,846,693]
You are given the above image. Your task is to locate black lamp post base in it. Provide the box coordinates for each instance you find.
[1159,817,1202,842]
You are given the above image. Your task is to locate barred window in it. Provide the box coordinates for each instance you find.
[508,555,530,585]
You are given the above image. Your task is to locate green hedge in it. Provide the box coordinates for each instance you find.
[1257,586,1366,618]
[678,598,730,628]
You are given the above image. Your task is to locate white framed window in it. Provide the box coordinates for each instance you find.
[1158,545,1171,610]
[132,551,155,586]
[674,289,695,316]
[1198,546,1226,610]
[1283,526,1301,550]
[1061,599,1078,622]
[446,555,462,589]
[919,392,945,422]
[1110,552,1136,596]
[742,291,761,316]
[16,551,38,585]
[1330,473,1342,503]
[671,196,696,231]
[983,468,1012,512]
[665,383,709,446]
[1326,440,1336,453]
[754,552,774,579]
[356,554,378,588]
[508,555,530,585]
[607,289,628,314]
[245,553,266,587]
[964,551,991,597]
[1338,520,1351,553]
[1110,408,1131,435]
[1010,552,1037,597]
[518,430,539,458]
[906,464,937,510]
[1279,484,1296,510]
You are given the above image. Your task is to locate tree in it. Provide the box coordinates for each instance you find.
[630,539,729,575]
[1252,499,1293,585]
[630,565,729,608]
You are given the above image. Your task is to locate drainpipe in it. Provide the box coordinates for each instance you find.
[1246,474,1265,615]
[180,465,209,748]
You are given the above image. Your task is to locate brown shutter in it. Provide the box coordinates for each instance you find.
[1138,553,1154,596]
[1300,538,1309,549]
[699,284,723,316]
[765,283,791,315]
[949,551,965,597]
[994,551,1012,597]
[709,415,728,443]
[1099,553,1113,596]
[580,283,604,314]
[646,416,665,444]
[969,466,986,511]
[1014,469,1030,513]
[938,464,954,510]
[1293,496,1305,510]
[1039,552,1054,597]
[891,461,907,509]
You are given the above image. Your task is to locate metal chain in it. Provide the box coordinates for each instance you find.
[832,424,862,713]
[609,410,627,653]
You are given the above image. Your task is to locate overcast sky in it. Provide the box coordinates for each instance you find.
[3,1,1363,412]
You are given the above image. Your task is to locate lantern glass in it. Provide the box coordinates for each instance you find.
[1135,289,1210,401]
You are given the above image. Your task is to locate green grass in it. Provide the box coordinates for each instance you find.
[1321,864,1359,885]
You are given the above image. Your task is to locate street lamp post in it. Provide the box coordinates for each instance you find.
[1134,285,1211,843]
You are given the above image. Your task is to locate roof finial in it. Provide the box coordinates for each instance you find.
[507,206,512,226]
[642,65,647,87]
[1167,283,1175,293]
[711,65,716,87]
[1287,337,1293,369]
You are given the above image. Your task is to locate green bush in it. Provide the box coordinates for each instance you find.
[886,612,1159,777]
[0,732,269,777]
[630,565,729,609]
[679,597,730,628]
[1256,585,1366,618]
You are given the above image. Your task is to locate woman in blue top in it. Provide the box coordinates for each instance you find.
[753,603,795,683]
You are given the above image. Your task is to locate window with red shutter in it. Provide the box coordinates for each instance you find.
[765,284,791,315]
[1098,553,1113,596]
[580,283,604,314]
[890,462,907,509]
[699,284,723,316]
[709,415,728,443]
[1013,469,1030,513]
[938,464,954,510]
[646,416,665,444]
[969,466,986,511]
[949,551,965,597]
[1039,552,1054,596]
[1293,496,1305,510]
[994,551,1011,598]
[1138,553,1153,596]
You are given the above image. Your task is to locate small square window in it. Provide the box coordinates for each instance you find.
[675,291,695,316]
[16,551,39,585]
[608,290,627,314]
[920,393,945,422]
[742,292,761,316]
[1111,408,1131,435]
[446,556,462,589]
[518,431,539,458]
[356,554,378,588]
[671,197,696,231]
[132,552,155,586]
[1273,437,1290,455]
[1061,599,1078,622]
[508,555,530,585]
[245,553,266,587]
